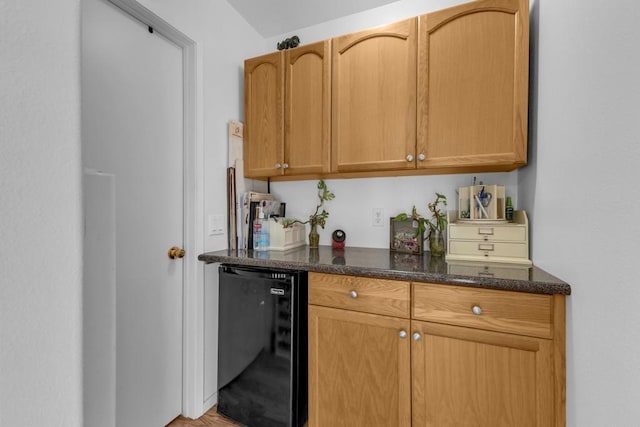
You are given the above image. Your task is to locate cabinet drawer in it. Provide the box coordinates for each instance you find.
[449,224,526,242]
[449,240,528,258]
[309,272,410,318]
[412,283,553,338]
[447,263,530,281]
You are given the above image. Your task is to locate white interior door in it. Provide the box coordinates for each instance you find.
[82,0,184,425]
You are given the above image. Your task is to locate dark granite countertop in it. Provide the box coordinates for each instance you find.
[198,246,571,295]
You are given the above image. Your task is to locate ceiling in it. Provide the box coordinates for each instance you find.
[226,0,401,38]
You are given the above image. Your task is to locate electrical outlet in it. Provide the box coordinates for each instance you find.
[372,208,385,227]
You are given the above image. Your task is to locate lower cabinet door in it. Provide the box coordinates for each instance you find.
[411,320,554,427]
[308,305,411,427]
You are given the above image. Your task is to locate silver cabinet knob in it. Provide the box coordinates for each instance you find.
[472,305,483,316]
[283,163,289,169]
[349,290,358,299]
[275,163,282,169]
[417,153,426,161]
[399,330,408,339]
[412,332,422,341]
[406,154,414,162]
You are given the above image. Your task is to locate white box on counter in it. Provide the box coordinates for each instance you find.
[269,219,306,251]
[446,210,531,266]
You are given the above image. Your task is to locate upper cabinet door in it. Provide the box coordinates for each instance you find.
[285,41,331,175]
[244,51,284,178]
[417,0,529,171]
[332,19,417,173]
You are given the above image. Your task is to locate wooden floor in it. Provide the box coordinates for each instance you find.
[166,406,239,427]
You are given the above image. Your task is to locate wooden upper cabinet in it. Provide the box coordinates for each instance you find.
[244,51,284,178]
[285,41,331,175]
[332,18,417,173]
[417,0,529,171]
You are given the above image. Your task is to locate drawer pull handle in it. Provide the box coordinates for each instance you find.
[406,154,414,162]
[478,228,494,235]
[478,243,494,251]
[472,305,483,316]
[399,330,408,339]
[349,290,358,299]
[478,271,494,277]
[412,332,422,341]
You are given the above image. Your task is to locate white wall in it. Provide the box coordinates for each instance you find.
[271,173,517,248]
[0,1,83,426]
[520,0,640,425]
[263,0,469,49]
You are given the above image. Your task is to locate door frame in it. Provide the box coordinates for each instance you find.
[106,0,205,419]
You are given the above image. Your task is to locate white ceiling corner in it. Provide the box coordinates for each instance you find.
[225,0,401,38]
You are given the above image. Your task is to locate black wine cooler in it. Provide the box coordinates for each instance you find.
[217,264,308,427]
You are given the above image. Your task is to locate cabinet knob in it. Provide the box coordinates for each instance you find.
[283,163,289,169]
[412,332,422,341]
[349,290,358,299]
[275,163,282,169]
[417,153,426,161]
[399,330,408,339]
[472,305,483,316]
[406,154,414,162]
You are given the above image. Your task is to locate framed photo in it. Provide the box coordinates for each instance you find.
[390,218,424,254]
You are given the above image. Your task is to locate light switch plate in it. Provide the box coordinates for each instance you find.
[208,214,225,236]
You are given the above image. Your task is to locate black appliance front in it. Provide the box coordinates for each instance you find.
[217,265,308,427]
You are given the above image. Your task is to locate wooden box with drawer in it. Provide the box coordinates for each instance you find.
[446,209,532,265]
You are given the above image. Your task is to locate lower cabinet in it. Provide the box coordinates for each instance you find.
[308,272,566,427]
[411,321,554,426]
[308,306,411,427]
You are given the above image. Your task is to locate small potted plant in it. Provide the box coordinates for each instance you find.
[394,192,447,256]
[283,180,334,247]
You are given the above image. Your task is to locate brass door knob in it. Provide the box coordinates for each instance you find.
[168,246,185,259]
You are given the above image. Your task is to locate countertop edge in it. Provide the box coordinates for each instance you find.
[198,251,571,296]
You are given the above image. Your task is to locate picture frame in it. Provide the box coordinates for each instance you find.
[390,218,424,254]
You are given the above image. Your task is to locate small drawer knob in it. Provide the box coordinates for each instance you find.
[472,305,483,316]
[349,290,358,299]
[406,154,414,162]
[417,153,426,161]
[412,332,422,341]
[275,163,282,169]
[399,330,408,339]
[283,163,289,169]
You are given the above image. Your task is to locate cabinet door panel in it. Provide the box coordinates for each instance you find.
[332,19,417,173]
[244,52,284,177]
[412,320,554,427]
[285,41,331,175]
[309,305,411,427]
[417,0,529,171]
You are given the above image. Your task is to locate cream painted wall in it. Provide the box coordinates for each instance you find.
[520,0,640,425]
[0,1,83,425]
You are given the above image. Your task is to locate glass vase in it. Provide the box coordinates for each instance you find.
[308,222,320,248]
[429,230,445,256]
